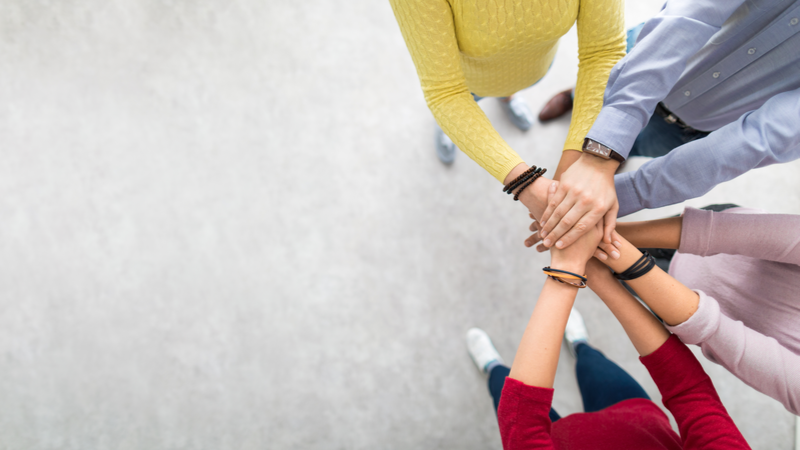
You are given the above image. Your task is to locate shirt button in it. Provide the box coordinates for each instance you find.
[712,72,720,78]
[747,48,756,55]
[791,18,799,25]
[684,90,691,96]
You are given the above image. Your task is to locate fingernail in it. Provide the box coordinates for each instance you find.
[543,239,551,247]
[611,251,620,259]
[613,241,621,248]
[549,182,557,193]
[556,240,563,248]
[598,253,607,261]
[541,230,547,238]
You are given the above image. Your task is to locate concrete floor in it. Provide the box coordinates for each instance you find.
[0,0,797,448]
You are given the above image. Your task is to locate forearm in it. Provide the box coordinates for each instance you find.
[667,292,800,414]
[431,95,525,182]
[616,87,800,216]
[640,336,751,449]
[615,217,682,249]
[586,259,669,356]
[566,0,625,152]
[602,238,698,326]
[680,207,800,264]
[586,0,745,157]
[552,150,581,181]
[509,278,579,388]
[389,0,524,183]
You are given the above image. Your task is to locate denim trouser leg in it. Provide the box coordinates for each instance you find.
[575,343,650,412]
[488,365,561,422]
[629,114,710,158]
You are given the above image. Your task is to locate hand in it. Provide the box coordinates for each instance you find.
[539,153,619,249]
[549,219,603,274]
[593,230,622,261]
[526,216,619,261]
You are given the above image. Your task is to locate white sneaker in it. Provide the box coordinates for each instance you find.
[500,96,534,131]
[564,308,589,358]
[466,328,503,374]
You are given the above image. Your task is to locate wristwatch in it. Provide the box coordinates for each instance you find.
[582,138,625,163]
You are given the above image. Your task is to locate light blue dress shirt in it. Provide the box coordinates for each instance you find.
[585,0,800,216]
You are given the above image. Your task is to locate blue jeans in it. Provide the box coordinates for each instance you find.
[488,343,649,421]
[629,114,710,158]
[624,22,710,158]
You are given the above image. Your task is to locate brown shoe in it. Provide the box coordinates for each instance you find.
[538,88,574,122]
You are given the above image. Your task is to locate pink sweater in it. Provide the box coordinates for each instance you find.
[666,207,800,415]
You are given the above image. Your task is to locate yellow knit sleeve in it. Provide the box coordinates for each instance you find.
[565,0,627,151]
[388,0,524,183]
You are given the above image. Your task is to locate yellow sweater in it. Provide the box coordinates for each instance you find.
[389,0,625,182]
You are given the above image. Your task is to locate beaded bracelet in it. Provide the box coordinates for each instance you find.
[503,166,538,194]
[514,168,546,201]
[614,251,656,281]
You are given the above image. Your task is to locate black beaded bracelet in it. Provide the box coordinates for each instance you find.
[503,166,538,194]
[614,251,656,281]
[514,168,546,201]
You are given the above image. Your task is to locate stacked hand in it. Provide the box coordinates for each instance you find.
[527,215,622,262]
[539,153,620,250]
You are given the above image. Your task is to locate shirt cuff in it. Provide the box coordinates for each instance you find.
[586,106,645,159]
[665,290,721,346]
[614,172,643,217]
[678,207,714,256]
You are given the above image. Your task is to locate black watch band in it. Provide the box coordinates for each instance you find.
[582,138,625,163]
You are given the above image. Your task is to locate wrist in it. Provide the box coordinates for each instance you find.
[549,258,587,275]
[518,176,550,218]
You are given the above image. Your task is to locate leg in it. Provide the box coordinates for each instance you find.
[629,114,693,158]
[574,343,649,412]
[488,365,561,422]
[499,95,533,131]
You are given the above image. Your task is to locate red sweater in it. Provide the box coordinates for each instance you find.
[497,335,751,449]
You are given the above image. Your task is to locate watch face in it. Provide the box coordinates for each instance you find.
[586,140,611,158]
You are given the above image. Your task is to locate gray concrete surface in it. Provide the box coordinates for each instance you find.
[0,1,797,448]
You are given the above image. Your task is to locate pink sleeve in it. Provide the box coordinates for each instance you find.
[666,290,800,415]
[678,207,800,265]
[497,378,556,450]
[640,335,751,450]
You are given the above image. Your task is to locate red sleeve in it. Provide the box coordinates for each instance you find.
[497,378,556,450]
[640,335,751,450]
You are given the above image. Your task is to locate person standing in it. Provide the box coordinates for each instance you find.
[388,0,626,188]
[467,222,750,449]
